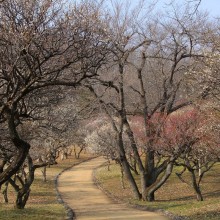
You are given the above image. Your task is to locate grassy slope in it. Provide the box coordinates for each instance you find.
[0,152,91,220]
[95,162,220,220]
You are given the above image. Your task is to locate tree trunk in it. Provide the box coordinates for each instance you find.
[136,61,157,200]
[107,159,111,171]
[132,158,139,175]
[0,140,30,186]
[60,151,65,160]
[147,191,155,202]
[2,181,9,203]
[146,161,174,201]
[0,109,30,186]
[118,137,141,199]
[140,172,148,200]
[16,188,30,209]
[74,146,78,159]
[190,169,204,201]
[128,155,139,175]
[41,166,47,182]
[145,151,155,180]
[77,147,84,159]
[198,159,202,177]
[9,155,36,209]
[143,151,157,200]
[195,188,203,201]
[123,120,146,200]
[119,163,125,189]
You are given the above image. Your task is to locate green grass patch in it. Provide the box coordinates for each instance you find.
[0,204,65,220]
[96,162,220,220]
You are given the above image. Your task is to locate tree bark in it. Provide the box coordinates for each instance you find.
[189,168,204,201]
[8,155,41,208]
[119,163,125,189]
[0,139,30,186]
[16,188,30,209]
[41,166,47,182]
[2,181,9,203]
[118,132,141,199]
[146,161,174,201]
[0,108,30,186]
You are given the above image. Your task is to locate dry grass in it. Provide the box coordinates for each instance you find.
[96,162,220,220]
[0,151,92,220]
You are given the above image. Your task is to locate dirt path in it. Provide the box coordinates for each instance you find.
[57,157,169,220]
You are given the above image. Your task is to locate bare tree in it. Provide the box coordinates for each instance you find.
[85,1,216,202]
[167,0,202,15]
[0,0,110,186]
[8,152,57,209]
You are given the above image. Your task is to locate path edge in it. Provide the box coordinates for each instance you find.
[55,157,97,220]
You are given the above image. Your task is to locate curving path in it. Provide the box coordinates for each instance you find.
[57,157,169,220]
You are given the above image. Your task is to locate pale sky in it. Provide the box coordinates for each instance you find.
[117,0,219,18]
[199,0,220,17]
[73,0,220,18]
[147,0,220,18]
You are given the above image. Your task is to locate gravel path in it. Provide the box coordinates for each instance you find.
[57,157,169,220]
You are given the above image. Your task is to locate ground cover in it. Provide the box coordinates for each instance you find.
[95,162,220,220]
[0,152,91,220]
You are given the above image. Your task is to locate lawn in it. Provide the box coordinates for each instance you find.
[95,162,220,220]
[0,152,92,220]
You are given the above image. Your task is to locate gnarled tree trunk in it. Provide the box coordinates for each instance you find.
[0,109,30,186]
